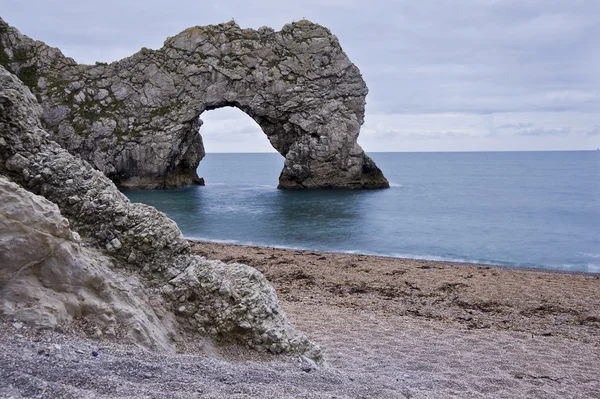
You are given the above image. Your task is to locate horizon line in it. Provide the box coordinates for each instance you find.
[204,149,599,154]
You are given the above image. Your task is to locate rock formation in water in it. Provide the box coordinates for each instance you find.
[0,66,320,359]
[0,17,388,189]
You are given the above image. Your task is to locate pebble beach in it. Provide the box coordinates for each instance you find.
[3,242,597,398]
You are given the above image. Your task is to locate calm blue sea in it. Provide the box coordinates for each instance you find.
[123,151,600,273]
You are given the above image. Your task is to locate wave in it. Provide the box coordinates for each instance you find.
[559,263,600,274]
[185,240,511,267]
[578,252,600,259]
[241,184,277,190]
[186,236,242,245]
[340,250,511,266]
[586,264,600,273]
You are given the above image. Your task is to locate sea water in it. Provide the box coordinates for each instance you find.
[123,151,600,273]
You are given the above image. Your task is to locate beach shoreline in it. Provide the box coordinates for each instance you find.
[188,238,599,277]
[190,239,600,343]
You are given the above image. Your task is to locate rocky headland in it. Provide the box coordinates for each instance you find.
[0,17,388,189]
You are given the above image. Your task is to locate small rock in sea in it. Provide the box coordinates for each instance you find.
[92,350,99,357]
[12,322,23,330]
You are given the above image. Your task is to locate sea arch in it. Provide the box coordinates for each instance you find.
[0,18,389,189]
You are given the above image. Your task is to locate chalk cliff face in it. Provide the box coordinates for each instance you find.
[0,176,181,351]
[0,66,320,359]
[0,18,388,189]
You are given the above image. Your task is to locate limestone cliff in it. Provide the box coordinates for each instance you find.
[0,66,320,359]
[0,177,181,350]
[0,17,388,189]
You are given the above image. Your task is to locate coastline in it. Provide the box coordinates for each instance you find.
[189,238,599,276]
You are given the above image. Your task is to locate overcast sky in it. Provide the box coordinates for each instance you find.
[2,0,599,152]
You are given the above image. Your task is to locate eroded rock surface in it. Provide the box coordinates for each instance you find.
[0,17,388,189]
[0,66,320,360]
[0,177,180,351]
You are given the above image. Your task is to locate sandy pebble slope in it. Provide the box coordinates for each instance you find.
[1,242,598,398]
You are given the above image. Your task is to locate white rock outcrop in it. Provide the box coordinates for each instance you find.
[0,176,179,351]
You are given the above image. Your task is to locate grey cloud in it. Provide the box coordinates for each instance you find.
[368,129,477,141]
[587,127,600,137]
[498,123,535,130]
[406,131,475,140]
[515,127,572,137]
[342,1,600,115]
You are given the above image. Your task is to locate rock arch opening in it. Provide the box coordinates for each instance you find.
[199,106,278,154]
[197,106,284,186]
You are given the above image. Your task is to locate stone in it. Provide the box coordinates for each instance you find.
[0,66,321,360]
[0,18,388,190]
[300,355,316,372]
